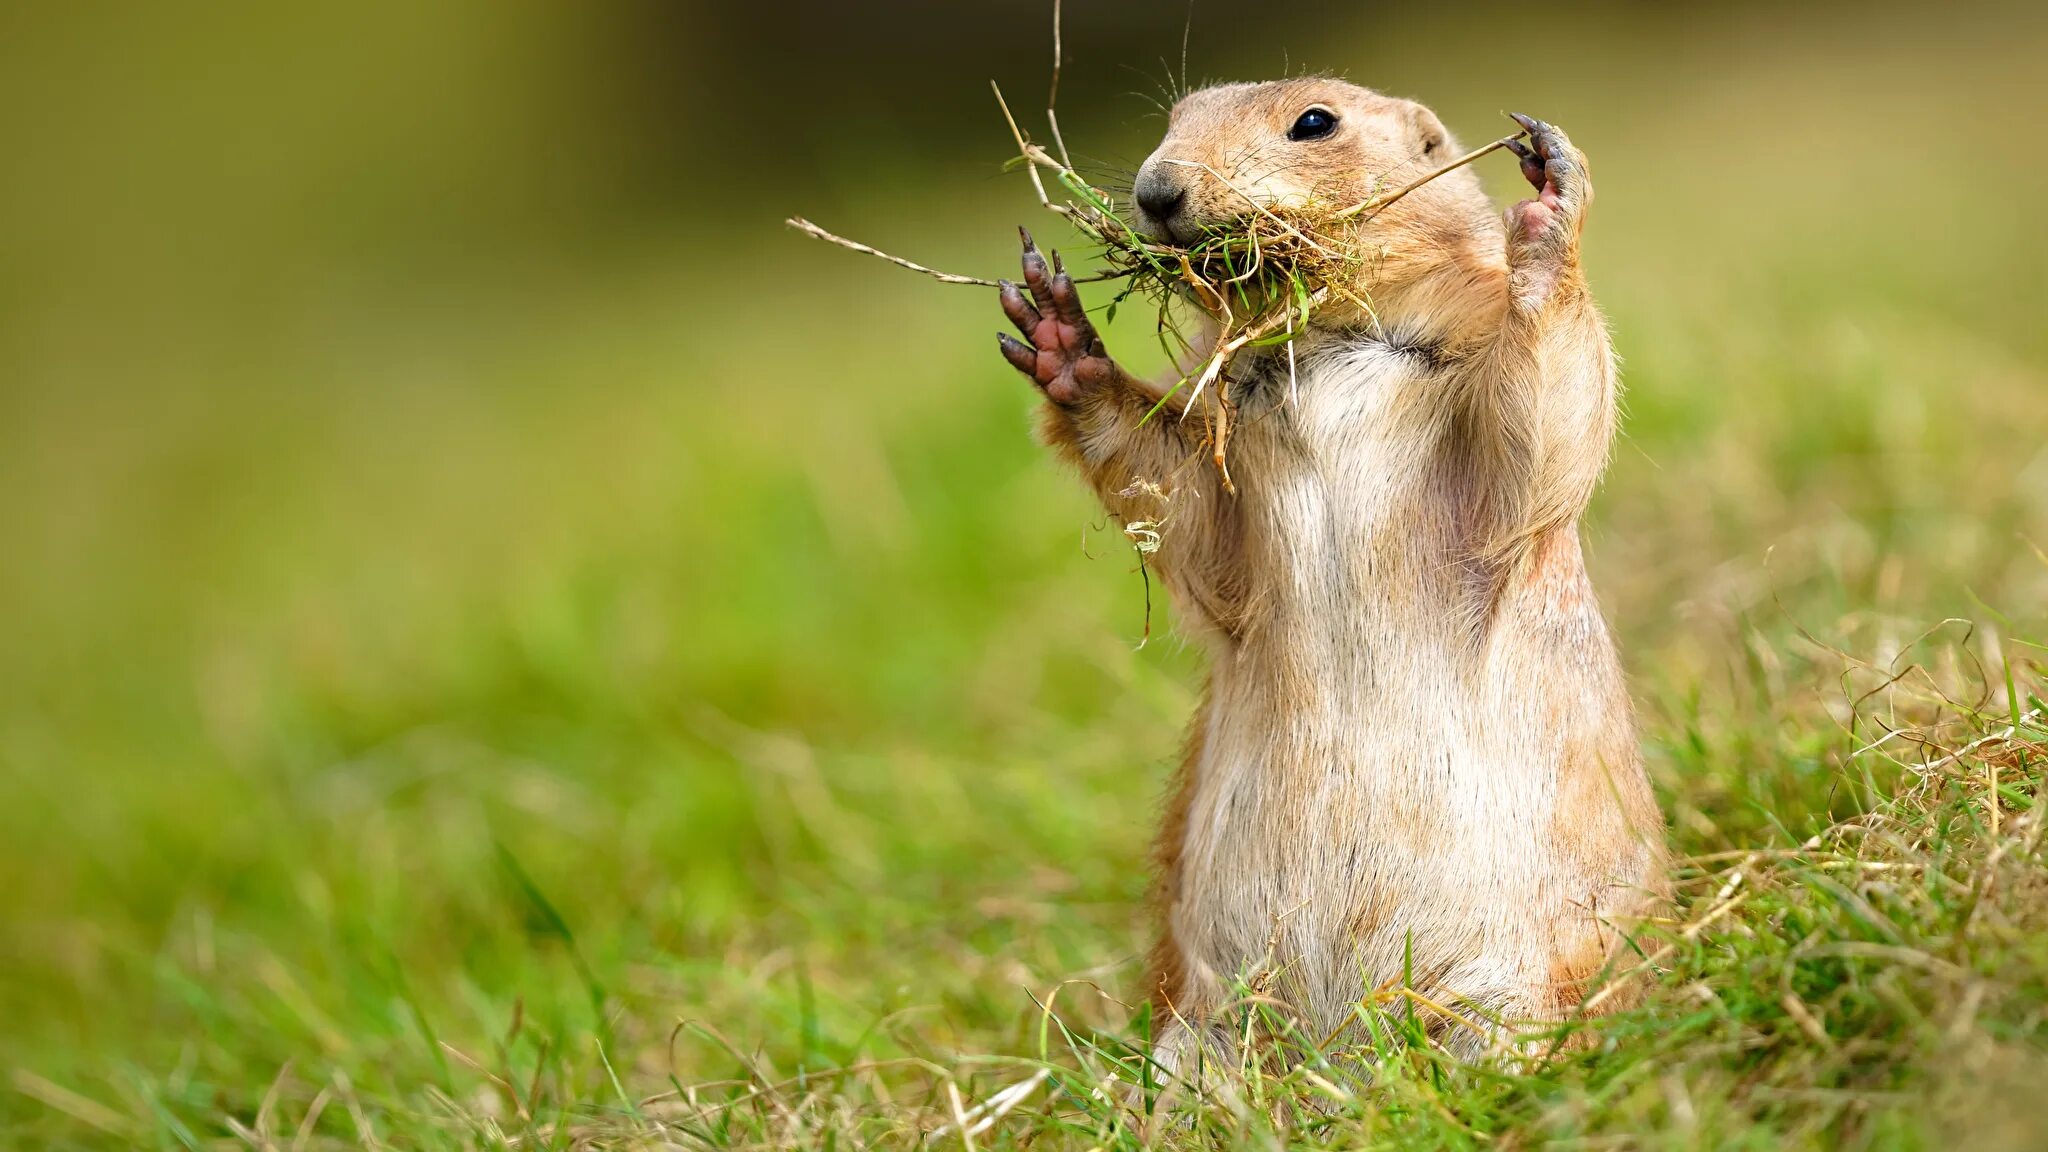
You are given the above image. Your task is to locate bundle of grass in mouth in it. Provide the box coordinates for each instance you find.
[788,38,1521,489]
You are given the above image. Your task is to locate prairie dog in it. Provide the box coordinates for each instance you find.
[995,79,1668,1063]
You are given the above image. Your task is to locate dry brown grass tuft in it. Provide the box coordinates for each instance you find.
[787,6,1520,490]
[468,637,2048,1151]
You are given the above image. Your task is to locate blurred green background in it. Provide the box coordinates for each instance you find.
[2,0,2046,1144]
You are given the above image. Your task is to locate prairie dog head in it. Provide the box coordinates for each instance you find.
[1131,79,1482,245]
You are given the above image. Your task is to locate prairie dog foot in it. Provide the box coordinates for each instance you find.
[1141,1017,1236,1100]
[1502,113,1590,308]
[996,226,1129,405]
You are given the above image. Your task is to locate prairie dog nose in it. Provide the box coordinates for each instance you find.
[1135,168,1188,221]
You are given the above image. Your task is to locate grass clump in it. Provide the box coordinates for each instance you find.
[539,642,2048,1151]
[788,10,1518,490]
[26,612,2026,1151]
[89,628,2029,1151]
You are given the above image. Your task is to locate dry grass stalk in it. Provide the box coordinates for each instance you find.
[786,16,1525,489]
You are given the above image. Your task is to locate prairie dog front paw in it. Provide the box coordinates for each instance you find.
[1502,113,1591,308]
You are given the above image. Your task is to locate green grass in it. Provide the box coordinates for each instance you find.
[5,4,2048,1150]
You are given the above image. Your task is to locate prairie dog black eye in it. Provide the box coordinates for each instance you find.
[1288,108,1338,141]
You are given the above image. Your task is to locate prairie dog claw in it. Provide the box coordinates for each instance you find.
[996,228,1127,404]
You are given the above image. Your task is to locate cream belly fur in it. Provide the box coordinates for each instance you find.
[991,77,1670,1068]
[1166,337,1658,1052]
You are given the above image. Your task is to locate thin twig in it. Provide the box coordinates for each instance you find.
[1211,391,1234,493]
[1180,1,1194,100]
[991,81,1052,210]
[944,1081,976,1152]
[786,217,1130,287]
[929,1070,1050,1140]
[790,14,1533,494]
[1178,285,1330,413]
[1334,133,1524,220]
[785,218,1001,286]
[1047,0,1073,170]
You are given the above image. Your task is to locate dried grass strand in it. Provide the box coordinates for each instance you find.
[788,21,1534,488]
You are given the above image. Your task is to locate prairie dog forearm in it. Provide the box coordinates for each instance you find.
[1465,277,1617,565]
[1462,117,1616,567]
[1039,386,1249,638]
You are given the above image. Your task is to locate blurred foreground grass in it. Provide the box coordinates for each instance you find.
[2,3,2047,1148]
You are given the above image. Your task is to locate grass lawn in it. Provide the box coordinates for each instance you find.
[3,4,2046,1149]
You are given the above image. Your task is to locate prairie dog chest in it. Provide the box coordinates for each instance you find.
[1233,334,1455,597]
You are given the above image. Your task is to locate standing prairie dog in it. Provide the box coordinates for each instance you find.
[995,79,1668,1064]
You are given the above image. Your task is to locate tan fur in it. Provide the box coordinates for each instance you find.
[1143,695,1205,1018]
[1031,79,1668,1066]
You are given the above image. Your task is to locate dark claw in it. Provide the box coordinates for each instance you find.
[1018,232,1056,313]
[1005,223,1119,400]
[1509,112,1558,162]
[1047,272,1090,336]
[1503,138,1545,190]
[997,332,1038,377]
[998,278,1039,335]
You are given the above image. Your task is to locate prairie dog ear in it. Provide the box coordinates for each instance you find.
[1406,103,1449,158]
